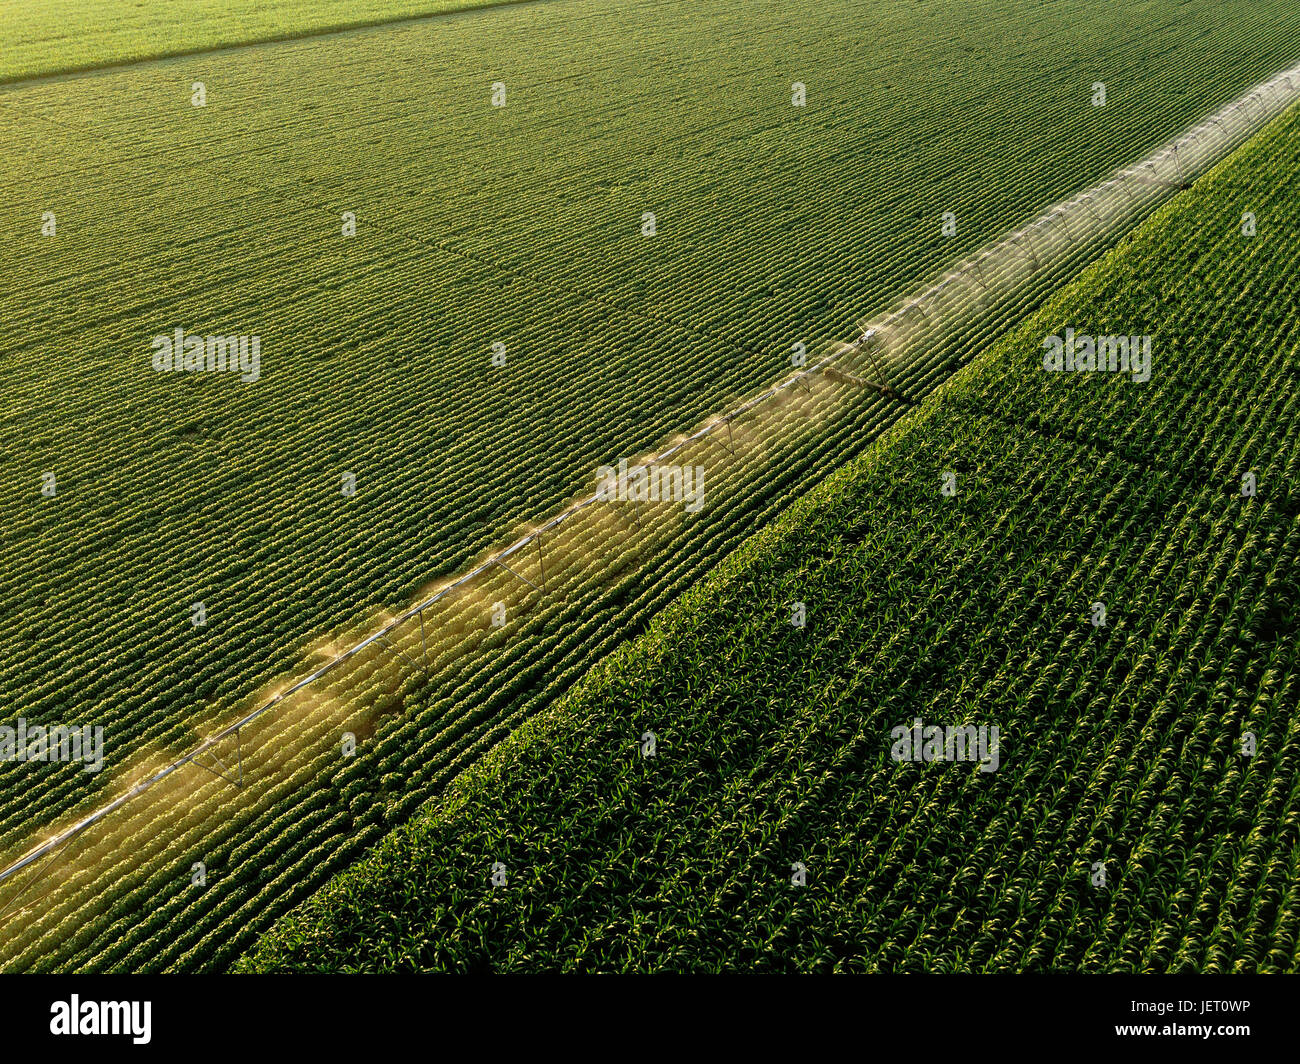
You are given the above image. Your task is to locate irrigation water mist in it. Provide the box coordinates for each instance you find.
[3,59,1299,968]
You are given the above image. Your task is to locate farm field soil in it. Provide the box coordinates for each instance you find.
[2,0,1298,971]
[241,99,1300,974]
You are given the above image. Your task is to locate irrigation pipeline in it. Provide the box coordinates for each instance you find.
[3,58,1300,891]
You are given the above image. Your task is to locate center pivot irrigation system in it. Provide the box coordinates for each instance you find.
[4,57,1300,919]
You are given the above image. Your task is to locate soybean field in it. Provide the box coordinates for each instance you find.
[243,100,1300,973]
[1,0,1298,973]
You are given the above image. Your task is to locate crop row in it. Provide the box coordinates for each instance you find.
[5,0,1300,969]
[238,101,1300,973]
[5,0,1295,821]
[0,175,1232,969]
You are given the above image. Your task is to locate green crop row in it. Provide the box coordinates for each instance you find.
[0,0,514,85]
[5,0,1295,850]
[239,100,1300,974]
[4,0,1299,971]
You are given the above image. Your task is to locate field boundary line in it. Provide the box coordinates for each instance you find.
[0,0,560,92]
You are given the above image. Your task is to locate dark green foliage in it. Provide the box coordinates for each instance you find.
[241,104,1300,973]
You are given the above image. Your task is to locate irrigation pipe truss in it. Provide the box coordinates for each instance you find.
[4,58,1300,894]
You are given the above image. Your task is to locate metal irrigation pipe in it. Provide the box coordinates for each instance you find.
[0,329,878,887]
